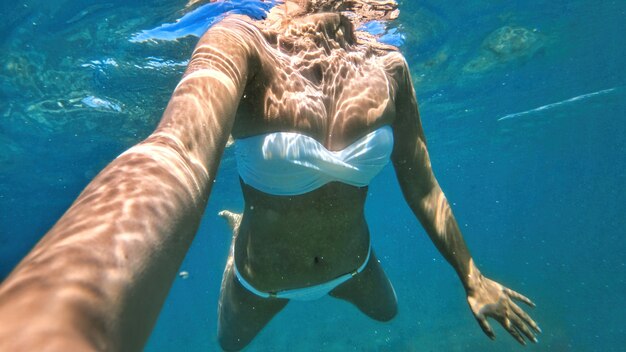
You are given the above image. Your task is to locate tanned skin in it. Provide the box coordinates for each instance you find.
[0,1,540,351]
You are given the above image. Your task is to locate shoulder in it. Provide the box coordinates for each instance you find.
[198,15,261,45]
[196,15,267,56]
[187,15,269,75]
[381,51,409,79]
[378,51,411,98]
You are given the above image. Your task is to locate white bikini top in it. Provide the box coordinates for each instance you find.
[234,126,394,196]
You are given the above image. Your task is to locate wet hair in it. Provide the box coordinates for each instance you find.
[132,0,402,48]
[303,0,399,26]
[293,0,402,47]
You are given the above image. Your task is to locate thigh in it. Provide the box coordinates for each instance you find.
[217,263,288,351]
[329,249,398,321]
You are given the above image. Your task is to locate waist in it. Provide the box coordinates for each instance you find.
[241,180,367,213]
[234,183,370,291]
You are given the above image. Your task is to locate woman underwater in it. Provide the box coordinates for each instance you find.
[0,0,540,351]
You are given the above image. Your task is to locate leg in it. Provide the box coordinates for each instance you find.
[217,264,288,351]
[217,210,288,350]
[329,250,398,321]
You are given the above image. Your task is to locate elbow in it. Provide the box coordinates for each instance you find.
[400,179,445,226]
[397,169,440,211]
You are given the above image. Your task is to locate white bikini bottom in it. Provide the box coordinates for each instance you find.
[233,245,371,301]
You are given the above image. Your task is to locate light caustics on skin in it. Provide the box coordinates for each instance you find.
[216,210,243,322]
[205,9,401,149]
[0,3,401,349]
[0,146,209,350]
[0,16,253,352]
[497,87,619,121]
[3,1,488,351]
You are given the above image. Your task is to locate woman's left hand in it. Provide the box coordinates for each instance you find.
[466,272,541,345]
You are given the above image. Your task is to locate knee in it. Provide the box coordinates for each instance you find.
[370,299,398,322]
[218,330,248,352]
[365,284,398,322]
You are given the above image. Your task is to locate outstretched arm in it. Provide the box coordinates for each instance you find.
[390,58,540,345]
[0,18,256,351]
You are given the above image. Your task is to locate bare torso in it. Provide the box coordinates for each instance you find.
[229,12,400,291]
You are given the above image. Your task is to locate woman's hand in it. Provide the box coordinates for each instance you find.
[466,272,541,345]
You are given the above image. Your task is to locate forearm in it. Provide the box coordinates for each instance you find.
[410,184,479,290]
[0,137,211,351]
[391,76,479,289]
[0,16,255,350]
[393,139,478,288]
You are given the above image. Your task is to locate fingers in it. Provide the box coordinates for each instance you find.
[509,311,539,343]
[505,288,535,307]
[469,283,541,345]
[475,315,496,340]
[505,287,542,343]
[511,302,542,334]
[477,312,540,345]
[218,210,243,230]
[501,317,526,345]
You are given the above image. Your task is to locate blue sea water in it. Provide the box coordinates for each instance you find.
[0,0,625,351]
